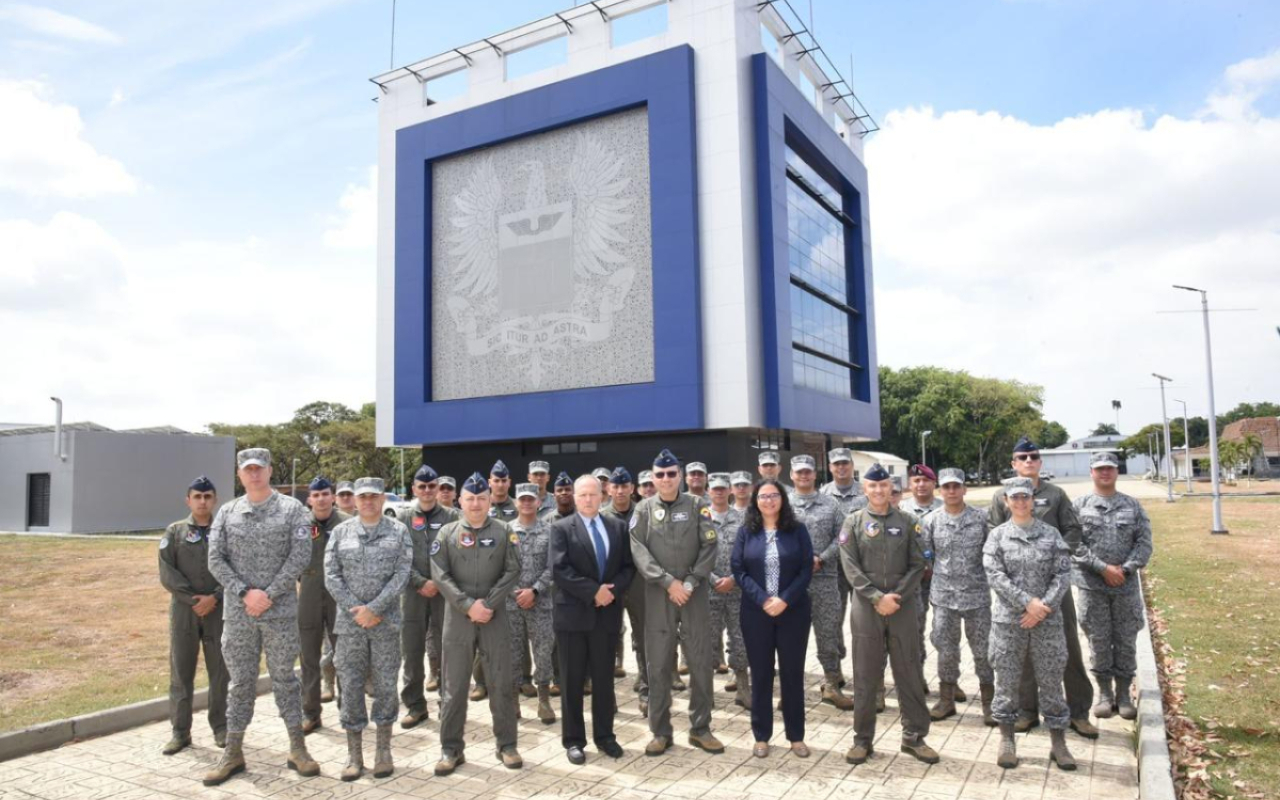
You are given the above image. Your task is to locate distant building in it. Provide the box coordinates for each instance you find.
[0,422,234,533]
[849,450,909,481]
[1176,416,1279,478]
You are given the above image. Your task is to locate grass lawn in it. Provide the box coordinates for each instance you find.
[1143,497,1280,799]
[0,535,207,733]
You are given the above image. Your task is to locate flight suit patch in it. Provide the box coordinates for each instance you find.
[429,522,442,530]
[310,525,320,540]
[865,521,880,538]
[479,537,496,548]
[294,526,310,540]
[460,532,476,548]
[673,512,689,522]
[159,537,170,549]
[186,529,204,544]
[704,529,716,541]
[699,506,712,519]
[430,540,441,555]
[887,526,903,537]
[654,508,667,522]
[412,516,426,530]
[509,533,520,545]
[1034,498,1049,507]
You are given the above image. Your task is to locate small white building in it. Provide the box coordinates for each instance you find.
[1038,446,1150,479]
[850,450,909,480]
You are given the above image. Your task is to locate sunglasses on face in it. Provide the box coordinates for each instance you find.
[653,470,679,479]
[1014,454,1041,462]
[757,493,782,501]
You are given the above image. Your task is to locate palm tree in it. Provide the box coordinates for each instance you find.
[1219,440,1243,484]
[1241,433,1264,484]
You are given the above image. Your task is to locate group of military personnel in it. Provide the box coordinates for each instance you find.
[159,435,1151,785]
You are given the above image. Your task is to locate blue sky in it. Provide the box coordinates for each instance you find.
[2,0,1277,440]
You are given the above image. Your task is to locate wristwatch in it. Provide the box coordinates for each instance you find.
[238,588,249,598]
[682,580,694,593]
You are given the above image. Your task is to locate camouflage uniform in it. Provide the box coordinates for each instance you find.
[396,500,458,716]
[207,491,312,733]
[299,508,348,724]
[983,518,1073,729]
[324,516,413,731]
[821,480,867,658]
[707,506,747,672]
[921,505,993,684]
[507,517,555,689]
[1071,492,1152,680]
[159,516,228,740]
[790,490,847,674]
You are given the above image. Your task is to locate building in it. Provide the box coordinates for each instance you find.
[374,0,879,479]
[1176,416,1280,479]
[1039,433,1152,479]
[0,422,235,533]
[850,450,908,481]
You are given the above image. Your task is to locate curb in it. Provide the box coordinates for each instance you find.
[0,672,278,763]
[1136,579,1177,800]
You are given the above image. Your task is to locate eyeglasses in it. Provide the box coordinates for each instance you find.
[1014,454,1041,462]
[757,493,782,501]
[653,470,679,479]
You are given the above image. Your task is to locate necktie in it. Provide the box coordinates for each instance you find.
[590,518,608,580]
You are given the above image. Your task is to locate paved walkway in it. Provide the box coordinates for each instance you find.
[0,612,1138,800]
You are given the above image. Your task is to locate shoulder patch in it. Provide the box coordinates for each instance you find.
[430,540,442,556]
[294,526,310,540]
[914,524,922,534]
[838,529,849,545]
[699,506,712,519]
[509,532,519,545]
[159,537,169,549]
[629,513,638,531]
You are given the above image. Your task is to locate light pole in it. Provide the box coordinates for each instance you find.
[399,449,406,496]
[1173,285,1227,534]
[1173,398,1192,492]
[1153,374,1175,502]
[292,457,299,498]
[920,430,932,468]
[1147,433,1156,479]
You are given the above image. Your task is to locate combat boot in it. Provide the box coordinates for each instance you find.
[1092,676,1116,718]
[520,680,537,698]
[214,730,226,748]
[203,731,246,786]
[286,726,321,777]
[162,731,191,756]
[900,736,939,764]
[672,674,686,691]
[1013,712,1039,733]
[733,670,751,710]
[638,694,649,717]
[427,659,441,692]
[434,750,465,776]
[980,683,996,727]
[372,725,394,778]
[821,671,854,710]
[725,672,738,692]
[876,684,887,713]
[930,681,957,721]
[1049,728,1077,771]
[845,740,873,764]
[514,690,522,720]
[341,730,364,782]
[470,683,488,701]
[301,715,321,735]
[954,685,968,702]
[688,731,725,754]
[537,685,556,724]
[321,663,336,702]
[1116,676,1137,720]
[996,724,1018,769]
[499,745,524,768]
[615,647,627,678]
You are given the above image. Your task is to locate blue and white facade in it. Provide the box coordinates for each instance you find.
[375,0,878,467]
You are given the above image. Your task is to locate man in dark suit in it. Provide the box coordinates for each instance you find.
[550,475,636,765]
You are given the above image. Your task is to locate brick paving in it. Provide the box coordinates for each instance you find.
[0,605,1138,800]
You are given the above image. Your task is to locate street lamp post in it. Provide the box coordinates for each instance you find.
[399,449,406,496]
[920,430,932,468]
[1173,398,1192,493]
[1147,433,1156,479]
[292,457,299,498]
[1173,285,1227,534]
[1153,374,1175,502]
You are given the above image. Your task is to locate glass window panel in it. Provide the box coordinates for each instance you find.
[786,181,847,303]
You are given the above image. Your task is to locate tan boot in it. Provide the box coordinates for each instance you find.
[997,723,1018,769]
[1014,713,1039,733]
[954,685,968,702]
[644,736,671,756]
[724,672,738,692]
[821,671,854,710]
[980,683,996,727]
[845,741,872,764]
[499,746,523,769]
[1049,728,1077,771]
[733,670,751,710]
[321,663,336,703]
[301,716,321,735]
[426,659,441,692]
[875,685,887,713]
[162,731,190,756]
[1116,676,1137,720]
[537,685,556,724]
[286,726,320,777]
[900,736,939,764]
[1093,677,1116,719]
[520,680,537,698]
[340,730,364,782]
[929,681,957,721]
[372,725,394,778]
[688,731,725,754]
[400,708,428,729]
[434,750,465,776]
[202,732,245,786]
[470,684,488,701]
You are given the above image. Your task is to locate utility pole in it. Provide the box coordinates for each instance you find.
[399,449,406,496]
[1174,398,1192,493]
[920,430,932,468]
[292,457,299,498]
[1153,374,1175,502]
[1147,433,1156,479]
[1173,285,1228,534]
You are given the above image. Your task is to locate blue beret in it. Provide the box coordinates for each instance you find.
[462,472,489,494]
[609,466,633,485]
[414,464,438,483]
[554,471,573,488]
[652,448,679,468]
[308,476,333,492]
[863,463,891,482]
[490,460,510,478]
[189,475,216,493]
[1012,436,1039,454]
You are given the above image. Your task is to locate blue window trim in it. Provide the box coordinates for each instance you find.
[394,45,702,446]
[751,53,879,438]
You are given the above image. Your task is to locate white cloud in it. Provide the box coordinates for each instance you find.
[0,79,137,197]
[322,166,376,250]
[0,212,126,310]
[867,51,1280,439]
[0,4,122,44]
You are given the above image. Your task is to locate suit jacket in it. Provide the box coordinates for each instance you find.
[550,513,635,634]
[731,522,814,613]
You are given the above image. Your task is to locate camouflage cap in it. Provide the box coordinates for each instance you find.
[638,470,655,485]
[528,460,550,474]
[828,447,853,463]
[730,470,753,486]
[237,448,271,468]
[515,482,539,499]
[757,451,780,465]
[708,472,731,489]
[686,461,707,474]
[438,476,456,489]
[938,468,965,486]
[1005,476,1035,497]
[1090,452,1120,469]
[335,480,355,495]
[353,476,385,496]
[593,467,611,480]
[791,454,816,471]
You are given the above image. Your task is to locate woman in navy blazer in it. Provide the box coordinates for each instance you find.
[731,479,814,758]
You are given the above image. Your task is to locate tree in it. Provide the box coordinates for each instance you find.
[1091,423,1119,436]
[1217,402,1280,433]
[1039,421,1070,448]
[1241,433,1264,482]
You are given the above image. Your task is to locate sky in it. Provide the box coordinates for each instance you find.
[1,0,1278,441]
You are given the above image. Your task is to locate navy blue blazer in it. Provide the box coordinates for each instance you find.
[731,522,814,612]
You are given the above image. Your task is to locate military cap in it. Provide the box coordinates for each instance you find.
[938,467,965,486]
[353,476,385,495]
[828,447,853,463]
[335,480,355,495]
[189,475,216,493]
[438,476,456,489]
[638,470,655,485]
[414,464,438,483]
[609,466,633,485]
[554,471,574,488]
[1012,436,1039,454]
[515,482,539,499]
[528,460,550,474]
[1005,476,1035,496]
[686,461,707,475]
[862,462,891,482]
[237,448,271,468]
[791,454,816,471]
[730,470,753,486]
[490,460,510,478]
[909,464,937,482]
[1090,452,1120,469]
[708,473,731,489]
[593,467,611,480]
[891,476,904,491]
[758,451,780,465]
[308,476,333,492]
[463,473,489,494]
[653,449,679,468]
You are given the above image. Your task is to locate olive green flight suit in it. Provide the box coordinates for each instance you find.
[397,500,458,716]
[298,508,348,723]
